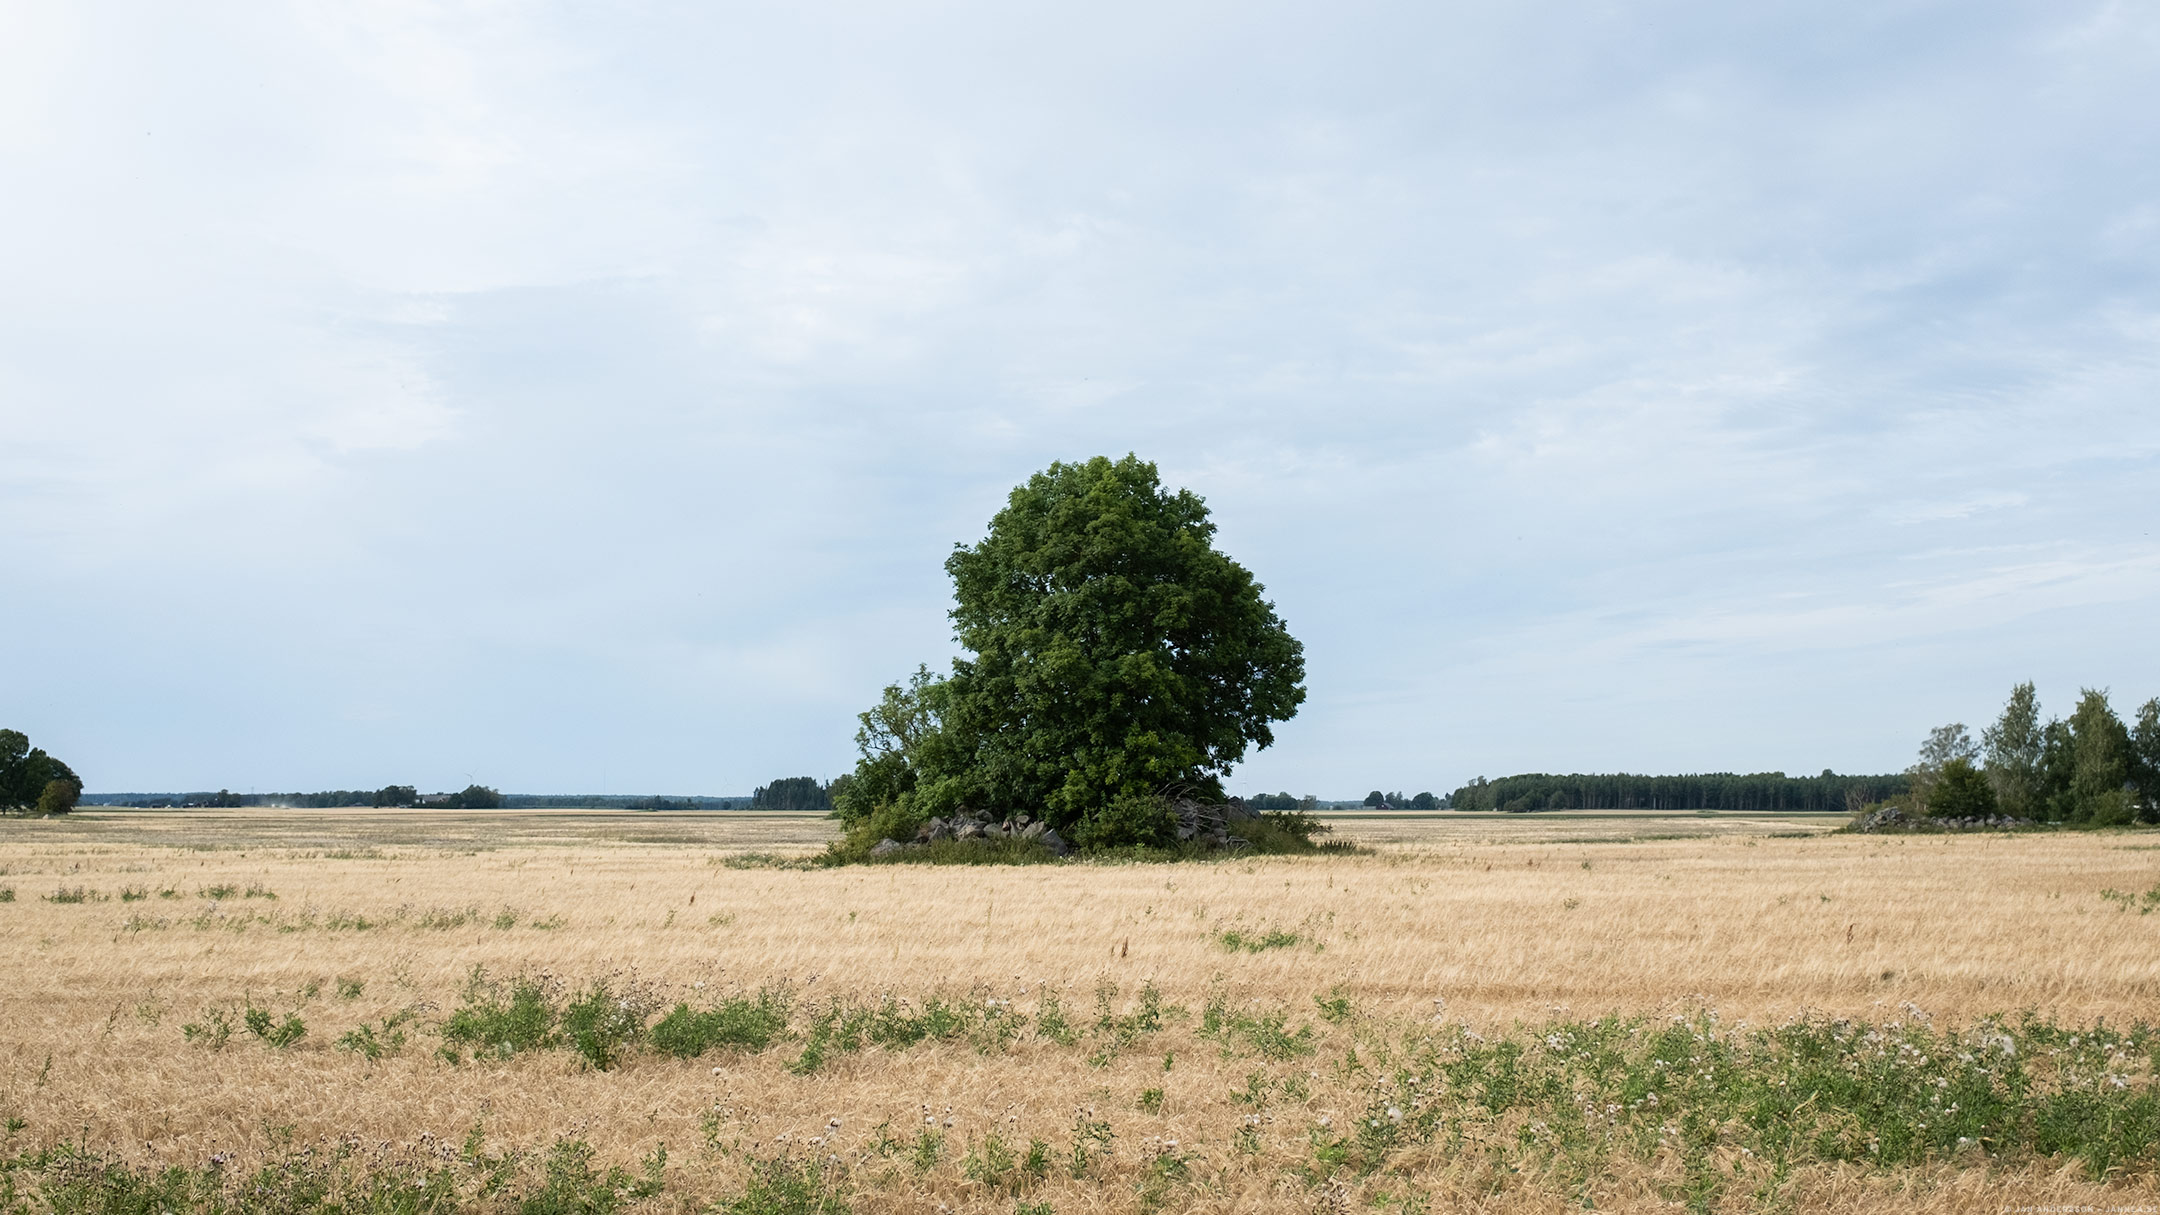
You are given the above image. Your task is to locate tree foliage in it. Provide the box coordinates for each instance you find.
[837,455,1306,840]
[1981,682,2045,817]
[1945,684,2158,825]
[438,784,503,810]
[1907,723,1979,813]
[0,729,79,816]
[751,777,833,811]
[1926,757,1996,818]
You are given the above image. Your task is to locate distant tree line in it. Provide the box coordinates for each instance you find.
[1364,790,1442,810]
[497,794,754,810]
[752,777,832,811]
[107,784,497,809]
[0,729,80,816]
[1243,791,1320,811]
[1448,771,1906,813]
[89,789,761,810]
[1909,683,2159,824]
[254,786,420,808]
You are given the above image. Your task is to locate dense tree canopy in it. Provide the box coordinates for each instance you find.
[1969,684,2159,824]
[836,455,1306,840]
[752,777,833,811]
[436,784,502,810]
[0,729,79,816]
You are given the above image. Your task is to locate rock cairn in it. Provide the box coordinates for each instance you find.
[866,796,1263,858]
[1850,805,2033,833]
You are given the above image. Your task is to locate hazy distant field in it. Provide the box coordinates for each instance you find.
[3,808,2156,1212]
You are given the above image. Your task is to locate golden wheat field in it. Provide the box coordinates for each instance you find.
[3,809,2159,1213]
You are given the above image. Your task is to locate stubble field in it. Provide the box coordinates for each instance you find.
[2,809,2158,1213]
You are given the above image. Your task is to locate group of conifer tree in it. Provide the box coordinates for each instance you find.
[1910,683,2160,824]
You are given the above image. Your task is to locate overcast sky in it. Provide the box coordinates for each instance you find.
[4,2,2156,796]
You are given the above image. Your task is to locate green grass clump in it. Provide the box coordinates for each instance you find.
[440,969,563,1061]
[0,1133,666,1215]
[244,1003,307,1048]
[2098,883,2160,914]
[1199,996,1318,1059]
[439,969,659,1071]
[1216,927,1302,953]
[560,978,657,1071]
[336,1009,415,1061]
[1293,1010,2160,1200]
[717,1153,848,1215]
[650,989,794,1057]
[181,1007,234,1051]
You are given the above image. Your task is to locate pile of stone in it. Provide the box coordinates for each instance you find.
[1850,805,2034,834]
[868,808,1071,858]
[863,795,1267,859]
[1170,794,1260,850]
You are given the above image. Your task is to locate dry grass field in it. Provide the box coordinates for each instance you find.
[3,808,2158,1213]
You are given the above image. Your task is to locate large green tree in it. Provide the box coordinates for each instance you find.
[2061,689,2134,825]
[0,729,80,816]
[1908,723,1977,814]
[1981,681,2045,817]
[839,455,1306,836]
[2134,697,2160,823]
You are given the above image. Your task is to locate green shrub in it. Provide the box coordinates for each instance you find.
[960,1132,1048,1196]
[181,1007,234,1051]
[1216,927,1301,953]
[1928,758,1998,818]
[1199,997,1317,1059]
[0,1135,673,1215]
[244,1003,307,1048]
[515,1138,663,1215]
[650,989,792,1058]
[336,1010,415,1061]
[1072,793,1178,850]
[1087,981,1182,1066]
[441,970,563,1061]
[717,1153,848,1215]
[1034,992,1077,1045]
[560,979,652,1071]
[1241,809,1334,853]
